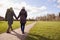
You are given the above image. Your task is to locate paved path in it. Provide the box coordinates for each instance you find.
[0,22,36,40]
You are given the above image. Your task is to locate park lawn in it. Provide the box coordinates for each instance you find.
[26,21,60,40]
[0,21,34,34]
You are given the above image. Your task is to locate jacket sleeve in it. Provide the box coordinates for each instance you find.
[13,11,17,19]
[25,11,27,18]
[18,12,21,18]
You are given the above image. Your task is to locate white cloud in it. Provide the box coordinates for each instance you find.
[0,0,47,19]
[57,4,60,8]
[57,0,60,3]
[48,0,60,8]
[48,0,56,2]
[56,0,60,8]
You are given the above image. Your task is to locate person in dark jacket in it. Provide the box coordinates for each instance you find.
[5,7,17,33]
[18,7,27,34]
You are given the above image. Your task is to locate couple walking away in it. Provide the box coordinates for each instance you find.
[5,7,27,34]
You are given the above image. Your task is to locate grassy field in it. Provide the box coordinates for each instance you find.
[26,21,60,40]
[0,21,34,34]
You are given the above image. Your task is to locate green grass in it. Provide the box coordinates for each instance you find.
[26,21,60,40]
[0,21,34,34]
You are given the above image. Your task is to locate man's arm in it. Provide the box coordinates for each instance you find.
[18,12,21,19]
[25,11,27,18]
[13,11,17,20]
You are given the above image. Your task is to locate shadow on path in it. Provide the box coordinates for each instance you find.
[26,33,53,40]
[10,31,53,40]
[10,31,27,40]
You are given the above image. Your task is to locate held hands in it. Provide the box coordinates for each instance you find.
[16,17,18,20]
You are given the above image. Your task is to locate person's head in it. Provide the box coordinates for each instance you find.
[21,7,25,11]
[22,7,25,9]
[7,9,10,12]
[10,7,13,9]
[10,7,13,11]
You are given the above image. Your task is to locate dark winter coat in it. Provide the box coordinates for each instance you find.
[5,9,16,25]
[18,9,27,24]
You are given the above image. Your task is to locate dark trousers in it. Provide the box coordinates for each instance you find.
[21,23,25,33]
[7,23,13,32]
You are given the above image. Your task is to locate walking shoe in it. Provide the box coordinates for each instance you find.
[6,31,10,33]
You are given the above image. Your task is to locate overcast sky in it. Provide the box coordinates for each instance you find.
[0,0,60,19]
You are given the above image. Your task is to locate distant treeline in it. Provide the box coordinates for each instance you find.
[0,16,36,21]
[0,16,5,21]
[36,12,60,21]
[0,12,60,21]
